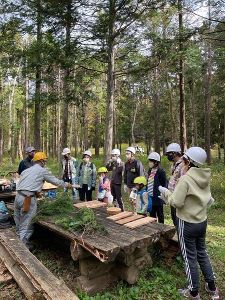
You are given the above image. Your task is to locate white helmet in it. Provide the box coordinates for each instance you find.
[111,148,120,156]
[62,147,71,155]
[148,152,160,162]
[184,147,207,166]
[83,150,92,157]
[126,146,136,155]
[166,143,181,154]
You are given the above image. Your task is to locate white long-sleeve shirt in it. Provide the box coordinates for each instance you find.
[17,164,67,193]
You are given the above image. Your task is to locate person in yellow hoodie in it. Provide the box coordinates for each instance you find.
[159,147,220,300]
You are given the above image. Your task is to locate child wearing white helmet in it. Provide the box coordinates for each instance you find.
[106,149,124,211]
[124,146,145,194]
[61,147,79,202]
[75,150,97,201]
[166,142,186,226]
[147,152,167,224]
[159,147,220,300]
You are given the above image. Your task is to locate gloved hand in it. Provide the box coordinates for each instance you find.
[158,194,168,204]
[158,186,169,195]
[124,184,128,193]
[208,196,215,206]
[117,158,121,164]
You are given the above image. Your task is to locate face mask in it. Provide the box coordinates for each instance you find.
[167,153,174,162]
[111,156,117,161]
[149,161,154,168]
[83,157,90,163]
[126,153,132,160]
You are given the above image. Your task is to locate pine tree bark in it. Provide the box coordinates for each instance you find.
[104,0,116,163]
[33,0,42,150]
[178,0,187,152]
[204,0,212,164]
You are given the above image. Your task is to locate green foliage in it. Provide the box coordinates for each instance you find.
[35,192,107,235]
[55,207,107,235]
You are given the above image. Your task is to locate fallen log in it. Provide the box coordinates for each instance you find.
[0,229,79,300]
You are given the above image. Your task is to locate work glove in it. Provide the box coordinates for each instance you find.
[158,186,169,204]
[124,184,128,193]
[208,196,215,207]
[158,186,169,195]
[66,183,73,189]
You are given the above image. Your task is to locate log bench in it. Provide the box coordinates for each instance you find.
[6,201,176,295]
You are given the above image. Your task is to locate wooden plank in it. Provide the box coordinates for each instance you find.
[74,200,107,209]
[125,217,157,229]
[107,211,133,221]
[116,214,144,225]
[0,229,79,300]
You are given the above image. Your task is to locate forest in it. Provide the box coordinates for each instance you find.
[0,0,225,163]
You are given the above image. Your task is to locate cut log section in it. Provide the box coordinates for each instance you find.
[0,229,79,300]
[74,200,107,209]
[116,214,144,225]
[107,211,133,221]
[125,217,157,229]
[76,273,117,295]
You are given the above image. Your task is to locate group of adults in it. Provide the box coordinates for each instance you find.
[14,143,220,300]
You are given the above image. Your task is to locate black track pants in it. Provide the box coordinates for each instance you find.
[177,218,215,293]
[111,184,124,211]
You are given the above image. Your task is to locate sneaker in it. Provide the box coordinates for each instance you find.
[178,289,201,300]
[205,283,220,300]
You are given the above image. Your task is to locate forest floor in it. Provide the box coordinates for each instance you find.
[0,151,225,300]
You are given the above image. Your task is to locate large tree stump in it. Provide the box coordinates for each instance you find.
[76,273,118,295]
[113,265,139,284]
[79,257,114,280]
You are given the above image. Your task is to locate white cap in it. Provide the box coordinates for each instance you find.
[148,152,160,162]
[62,148,71,155]
[166,143,181,153]
[111,149,120,155]
[126,147,136,155]
[26,146,36,153]
[83,150,92,157]
[184,147,207,166]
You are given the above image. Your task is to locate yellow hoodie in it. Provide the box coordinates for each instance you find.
[167,167,212,223]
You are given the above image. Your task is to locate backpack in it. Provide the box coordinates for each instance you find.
[139,189,152,213]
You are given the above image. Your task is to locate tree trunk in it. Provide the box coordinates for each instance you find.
[153,68,160,153]
[204,0,212,164]
[104,0,116,163]
[61,1,72,148]
[33,0,42,150]
[24,75,29,152]
[131,95,138,146]
[178,0,187,152]
[224,112,225,165]
[188,80,197,145]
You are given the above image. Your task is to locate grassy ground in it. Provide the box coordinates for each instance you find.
[0,150,225,300]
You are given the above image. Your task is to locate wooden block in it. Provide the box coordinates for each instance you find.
[79,257,114,279]
[125,217,157,229]
[107,211,133,221]
[113,265,139,284]
[76,273,118,295]
[74,200,107,209]
[116,214,144,225]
